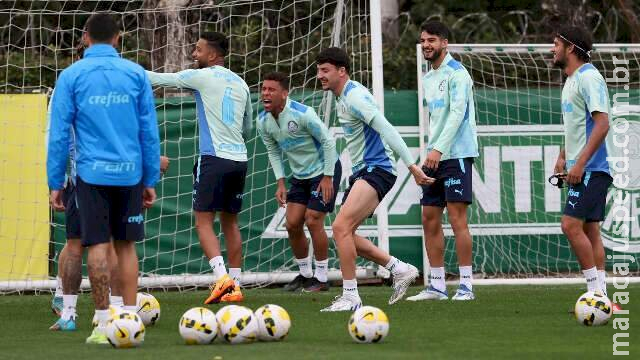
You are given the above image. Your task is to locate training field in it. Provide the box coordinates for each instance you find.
[1,284,638,359]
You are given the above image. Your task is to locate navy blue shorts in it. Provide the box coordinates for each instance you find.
[420,158,474,207]
[75,177,144,247]
[62,179,81,239]
[342,166,397,207]
[564,171,612,222]
[287,161,342,213]
[193,155,247,214]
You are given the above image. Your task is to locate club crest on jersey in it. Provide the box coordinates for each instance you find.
[439,80,447,92]
[287,121,299,133]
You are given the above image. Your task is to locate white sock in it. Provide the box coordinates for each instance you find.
[597,270,607,297]
[55,276,63,297]
[229,268,241,287]
[342,278,359,299]
[95,309,111,328]
[459,266,473,291]
[429,267,446,292]
[295,257,313,278]
[384,256,409,276]
[314,259,329,282]
[123,305,136,313]
[583,267,600,293]
[61,294,78,320]
[209,256,227,281]
[110,295,124,308]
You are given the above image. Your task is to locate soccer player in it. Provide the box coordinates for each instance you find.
[257,72,340,292]
[551,26,614,301]
[146,32,253,304]
[47,14,160,344]
[316,47,432,312]
[407,21,479,302]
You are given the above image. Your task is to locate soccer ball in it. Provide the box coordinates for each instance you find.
[216,305,258,344]
[348,306,389,343]
[106,311,145,348]
[574,291,612,326]
[179,307,218,345]
[91,305,122,327]
[136,292,161,326]
[254,304,291,341]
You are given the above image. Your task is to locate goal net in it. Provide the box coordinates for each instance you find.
[0,0,384,293]
[417,44,640,281]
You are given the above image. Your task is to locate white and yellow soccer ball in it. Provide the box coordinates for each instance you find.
[254,304,291,341]
[348,306,389,343]
[178,307,218,345]
[136,292,161,326]
[106,311,146,348]
[91,305,122,327]
[216,305,258,344]
[575,291,612,326]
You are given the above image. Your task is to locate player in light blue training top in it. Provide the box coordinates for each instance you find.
[551,26,616,307]
[146,32,251,304]
[408,21,479,303]
[257,72,341,293]
[316,47,433,312]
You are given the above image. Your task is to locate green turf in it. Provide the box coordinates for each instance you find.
[0,284,638,359]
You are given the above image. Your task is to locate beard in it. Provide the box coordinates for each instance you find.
[552,57,566,69]
[423,48,443,62]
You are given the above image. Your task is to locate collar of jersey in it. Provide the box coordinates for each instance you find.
[267,97,291,123]
[433,52,454,71]
[84,44,119,58]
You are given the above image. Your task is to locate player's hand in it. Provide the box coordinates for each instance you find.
[423,149,442,171]
[160,156,170,175]
[566,162,585,186]
[50,190,65,211]
[275,180,287,207]
[409,164,435,186]
[316,176,334,204]
[143,187,157,208]
[554,156,566,175]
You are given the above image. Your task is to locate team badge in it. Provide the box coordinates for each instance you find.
[287,121,298,133]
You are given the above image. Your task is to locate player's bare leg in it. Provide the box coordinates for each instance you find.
[448,202,474,300]
[113,240,138,308]
[219,212,244,302]
[561,215,601,293]
[49,239,82,331]
[302,209,331,292]
[284,203,312,291]
[196,210,234,304]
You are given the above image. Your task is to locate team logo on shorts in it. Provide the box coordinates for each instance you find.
[287,121,299,133]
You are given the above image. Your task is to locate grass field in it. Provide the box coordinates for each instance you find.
[1,284,638,359]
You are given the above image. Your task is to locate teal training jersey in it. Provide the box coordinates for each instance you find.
[257,98,337,180]
[422,52,478,160]
[561,63,611,174]
[147,66,253,162]
[336,80,397,175]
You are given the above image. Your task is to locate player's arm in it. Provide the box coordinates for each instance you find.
[242,91,254,141]
[257,123,287,206]
[554,148,566,174]
[427,70,471,168]
[145,69,206,90]
[47,73,74,210]
[304,109,337,203]
[567,73,610,184]
[139,70,162,207]
[351,94,431,185]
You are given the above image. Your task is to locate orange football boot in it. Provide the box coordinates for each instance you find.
[204,274,235,304]
[220,285,244,302]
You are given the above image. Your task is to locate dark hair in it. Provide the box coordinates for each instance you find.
[263,72,290,90]
[200,32,229,57]
[421,21,450,40]
[85,13,119,43]
[556,26,592,63]
[316,47,350,74]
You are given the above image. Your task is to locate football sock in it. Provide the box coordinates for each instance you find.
[229,268,242,287]
[430,267,446,292]
[61,294,78,320]
[597,270,607,297]
[384,256,409,276]
[459,266,473,291]
[583,267,600,293]
[295,257,313,278]
[209,256,227,281]
[314,259,329,282]
[342,278,359,299]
